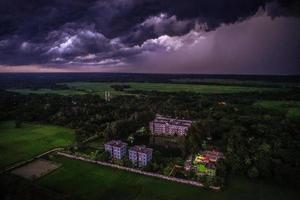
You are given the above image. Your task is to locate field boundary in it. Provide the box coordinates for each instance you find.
[0,148,64,174]
[1,148,221,190]
[56,151,208,188]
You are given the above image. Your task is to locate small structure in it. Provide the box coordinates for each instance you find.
[104,140,127,159]
[129,145,153,167]
[149,114,193,136]
[192,149,224,177]
[184,155,193,171]
[104,91,111,102]
[218,101,227,106]
[202,150,225,162]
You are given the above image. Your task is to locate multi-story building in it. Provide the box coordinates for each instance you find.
[104,140,127,159]
[149,115,193,136]
[128,145,153,167]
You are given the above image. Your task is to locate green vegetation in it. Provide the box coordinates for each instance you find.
[127,82,279,93]
[7,82,130,97]
[0,174,62,200]
[1,77,300,199]
[0,121,75,168]
[86,137,105,150]
[171,78,299,87]
[198,164,206,173]
[8,82,283,97]
[151,135,183,149]
[287,108,300,120]
[7,88,87,96]
[65,82,128,96]
[37,156,299,200]
[254,100,300,120]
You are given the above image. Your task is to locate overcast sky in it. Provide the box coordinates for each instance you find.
[0,0,299,74]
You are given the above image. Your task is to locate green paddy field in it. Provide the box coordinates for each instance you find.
[0,120,299,200]
[8,82,283,97]
[0,121,75,168]
[36,156,299,200]
[254,100,300,120]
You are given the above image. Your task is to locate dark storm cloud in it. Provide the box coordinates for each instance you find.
[133,15,300,74]
[0,0,299,73]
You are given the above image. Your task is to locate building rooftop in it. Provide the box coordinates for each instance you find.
[105,140,127,148]
[152,115,193,126]
[129,145,153,155]
[203,150,224,161]
[194,150,224,165]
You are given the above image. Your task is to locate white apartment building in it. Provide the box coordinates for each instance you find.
[104,140,127,159]
[128,145,153,167]
[149,115,193,136]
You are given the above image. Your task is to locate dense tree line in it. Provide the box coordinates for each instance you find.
[0,88,300,188]
[1,73,299,90]
[110,84,131,91]
[185,98,300,188]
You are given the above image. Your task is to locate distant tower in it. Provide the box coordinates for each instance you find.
[105,91,111,102]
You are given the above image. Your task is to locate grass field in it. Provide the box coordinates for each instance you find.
[37,156,299,200]
[7,83,128,97]
[65,82,128,96]
[0,121,75,168]
[7,88,87,96]
[254,100,300,120]
[126,82,279,94]
[8,82,282,97]
[171,78,300,87]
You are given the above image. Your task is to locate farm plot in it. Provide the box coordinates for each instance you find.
[7,81,284,97]
[0,121,75,168]
[11,159,60,180]
[254,100,300,120]
[37,156,299,200]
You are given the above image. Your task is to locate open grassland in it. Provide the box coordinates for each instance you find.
[7,82,127,97]
[0,121,75,169]
[254,100,300,120]
[38,156,299,200]
[8,82,283,97]
[171,78,300,87]
[125,82,280,93]
[7,88,87,96]
[65,82,127,96]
